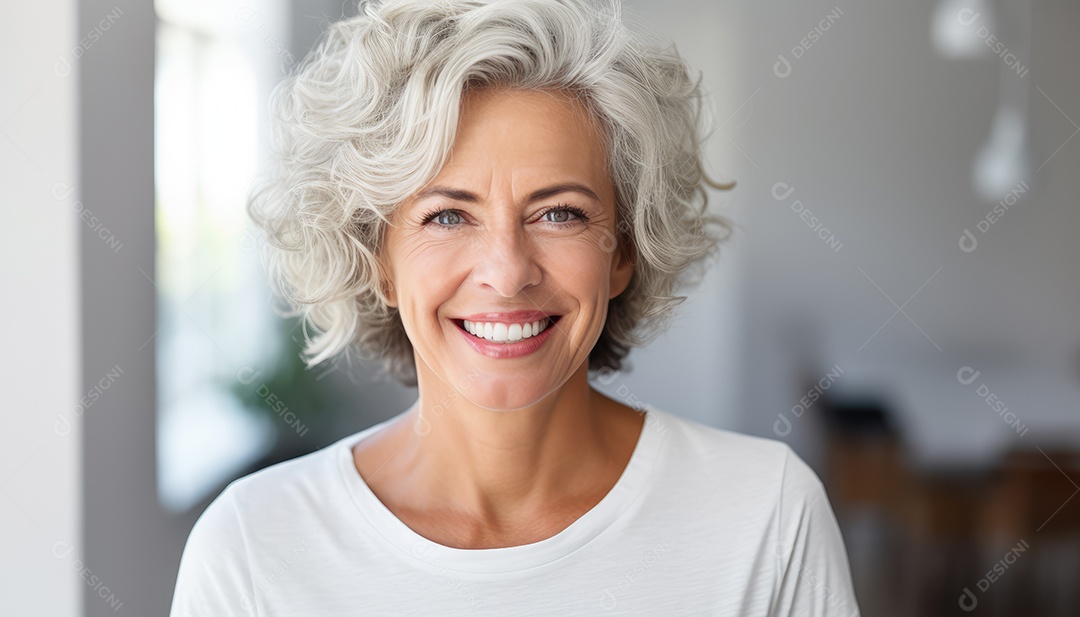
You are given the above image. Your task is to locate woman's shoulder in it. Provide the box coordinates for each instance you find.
[648,406,795,465]
[646,406,826,505]
[230,441,343,503]
[204,422,387,521]
[172,428,381,616]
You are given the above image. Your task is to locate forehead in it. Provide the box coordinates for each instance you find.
[435,88,610,182]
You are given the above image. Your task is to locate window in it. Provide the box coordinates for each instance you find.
[153,0,291,512]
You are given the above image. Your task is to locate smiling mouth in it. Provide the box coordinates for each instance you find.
[452,315,561,343]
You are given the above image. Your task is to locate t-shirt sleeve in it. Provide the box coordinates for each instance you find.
[170,484,257,616]
[769,445,861,617]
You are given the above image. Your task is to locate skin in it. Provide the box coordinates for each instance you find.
[352,87,645,549]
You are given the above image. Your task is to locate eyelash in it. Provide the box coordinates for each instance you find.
[419,204,589,227]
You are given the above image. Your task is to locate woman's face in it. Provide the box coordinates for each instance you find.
[379,88,634,410]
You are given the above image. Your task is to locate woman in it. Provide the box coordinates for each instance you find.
[171,0,860,615]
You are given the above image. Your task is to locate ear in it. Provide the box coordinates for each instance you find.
[384,279,398,308]
[609,235,635,300]
[376,257,398,308]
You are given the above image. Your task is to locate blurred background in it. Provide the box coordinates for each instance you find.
[4,0,1079,614]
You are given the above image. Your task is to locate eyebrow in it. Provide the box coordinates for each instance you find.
[414,182,601,205]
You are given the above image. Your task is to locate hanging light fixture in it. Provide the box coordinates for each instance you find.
[972,0,1033,201]
[932,0,994,59]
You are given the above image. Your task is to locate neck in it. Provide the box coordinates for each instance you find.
[395,362,634,526]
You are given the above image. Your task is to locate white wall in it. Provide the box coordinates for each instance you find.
[0,0,81,614]
[733,0,1080,468]
[600,0,1080,473]
[78,2,193,616]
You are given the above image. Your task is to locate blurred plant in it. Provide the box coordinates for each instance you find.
[222,315,345,450]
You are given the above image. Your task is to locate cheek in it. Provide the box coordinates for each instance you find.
[391,239,470,317]
[537,241,614,321]
[541,234,614,283]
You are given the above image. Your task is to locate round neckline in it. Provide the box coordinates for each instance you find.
[336,405,663,577]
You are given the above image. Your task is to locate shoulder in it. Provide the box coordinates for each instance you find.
[180,440,342,551]
[188,414,404,543]
[649,406,817,490]
[645,408,859,615]
[645,406,831,527]
[172,434,360,614]
[224,438,344,513]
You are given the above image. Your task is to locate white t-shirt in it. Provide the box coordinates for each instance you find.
[170,404,860,616]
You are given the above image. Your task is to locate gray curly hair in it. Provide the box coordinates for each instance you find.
[247,0,735,388]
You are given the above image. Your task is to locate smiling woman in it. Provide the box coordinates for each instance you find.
[380,87,632,404]
[169,1,860,615]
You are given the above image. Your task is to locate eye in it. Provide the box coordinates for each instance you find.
[418,204,590,229]
[420,208,464,227]
[538,204,589,225]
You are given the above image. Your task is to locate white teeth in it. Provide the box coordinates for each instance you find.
[462,318,552,343]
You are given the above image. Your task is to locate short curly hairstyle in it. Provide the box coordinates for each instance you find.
[247,0,735,388]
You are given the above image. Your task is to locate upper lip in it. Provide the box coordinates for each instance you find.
[453,310,560,323]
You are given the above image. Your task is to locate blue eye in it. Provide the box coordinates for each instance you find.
[540,205,588,224]
[418,208,460,227]
[419,204,589,228]
[422,210,463,226]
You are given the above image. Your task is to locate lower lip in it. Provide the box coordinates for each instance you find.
[454,319,559,359]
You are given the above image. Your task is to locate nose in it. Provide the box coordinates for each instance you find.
[470,218,543,297]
